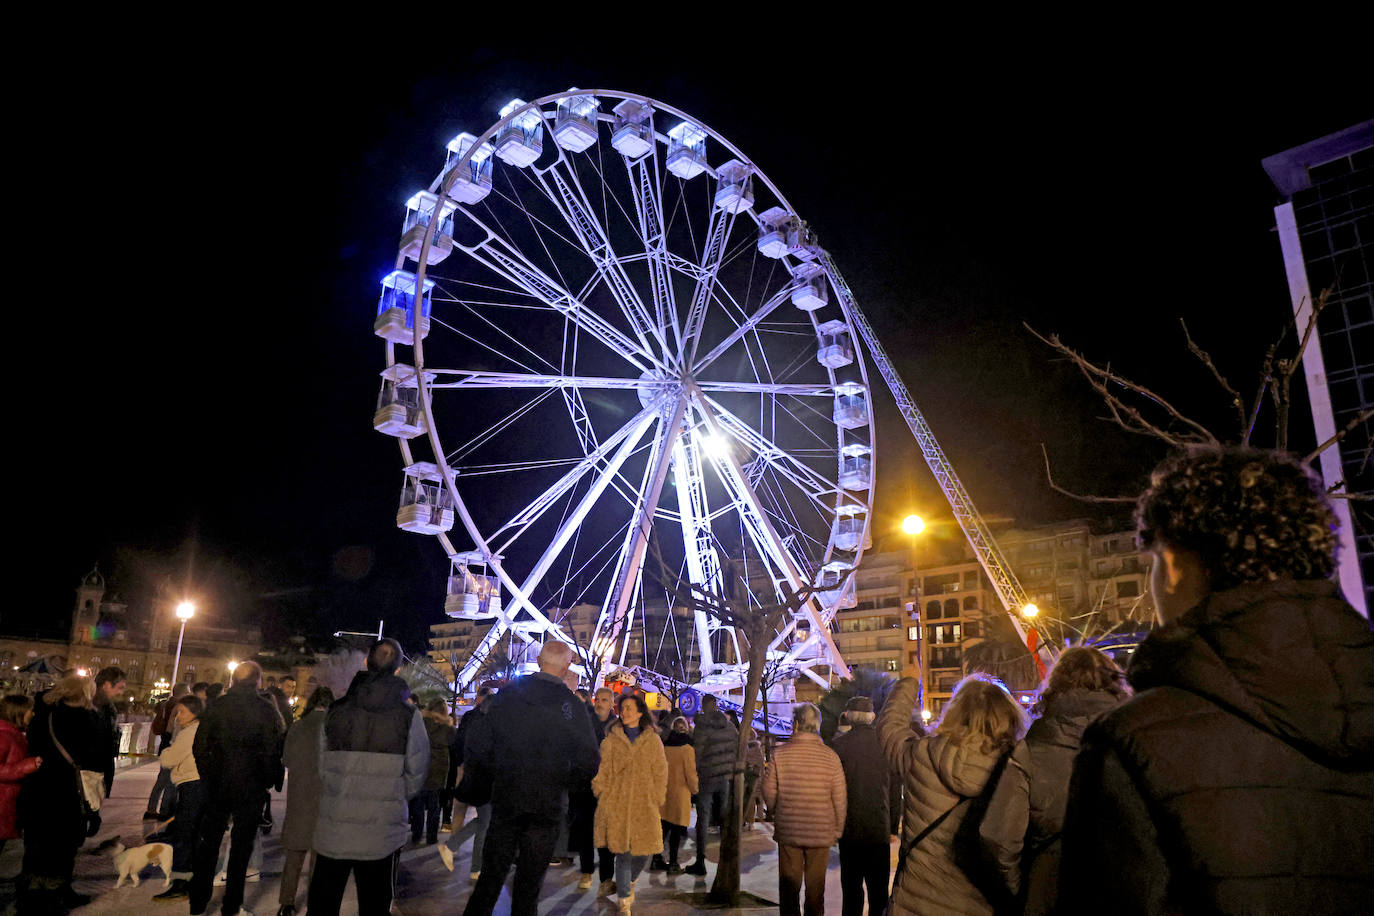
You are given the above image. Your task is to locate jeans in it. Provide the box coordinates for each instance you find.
[839,839,890,916]
[147,765,179,819]
[461,808,561,916]
[694,777,730,856]
[777,845,830,916]
[410,789,442,843]
[168,779,203,877]
[614,853,647,900]
[306,849,399,916]
[190,791,265,916]
[445,802,491,871]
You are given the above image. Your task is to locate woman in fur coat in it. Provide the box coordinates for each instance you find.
[592,694,667,915]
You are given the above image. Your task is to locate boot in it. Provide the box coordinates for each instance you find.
[648,854,668,872]
[684,859,707,876]
[153,878,191,900]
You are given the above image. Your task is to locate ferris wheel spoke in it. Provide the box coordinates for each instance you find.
[689,388,851,678]
[428,369,661,391]
[695,380,833,396]
[452,207,659,373]
[690,286,795,375]
[670,432,725,673]
[445,388,560,465]
[536,161,669,359]
[489,403,660,546]
[701,395,837,506]
[682,207,738,367]
[627,153,682,352]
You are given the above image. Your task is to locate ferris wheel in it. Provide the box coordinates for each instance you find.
[372,89,881,700]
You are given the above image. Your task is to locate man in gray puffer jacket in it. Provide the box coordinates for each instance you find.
[308,639,429,915]
[687,694,738,875]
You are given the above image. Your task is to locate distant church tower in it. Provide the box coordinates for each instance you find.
[72,564,106,645]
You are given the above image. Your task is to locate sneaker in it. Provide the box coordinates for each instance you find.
[577,874,594,890]
[469,871,481,882]
[598,879,617,897]
[684,859,707,876]
[213,869,261,886]
[153,879,191,900]
[438,845,454,872]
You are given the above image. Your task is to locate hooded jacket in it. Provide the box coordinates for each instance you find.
[314,671,429,860]
[463,672,600,819]
[878,676,1002,916]
[977,688,1123,916]
[692,707,738,783]
[1059,579,1374,915]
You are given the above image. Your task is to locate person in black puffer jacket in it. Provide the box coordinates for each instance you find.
[977,646,1129,915]
[461,642,599,916]
[1059,447,1374,915]
[686,695,737,875]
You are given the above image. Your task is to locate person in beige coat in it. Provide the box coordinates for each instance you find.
[650,716,697,874]
[877,674,1028,916]
[762,703,846,916]
[592,694,667,915]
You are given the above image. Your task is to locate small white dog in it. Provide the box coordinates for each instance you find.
[110,841,174,889]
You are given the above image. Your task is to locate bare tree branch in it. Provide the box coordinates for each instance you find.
[1026,324,1218,445]
[1305,407,1374,465]
[1040,444,1137,504]
[1179,318,1248,436]
[1330,492,1374,501]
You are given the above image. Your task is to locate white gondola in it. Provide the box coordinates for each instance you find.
[374,270,434,344]
[817,319,855,368]
[787,220,820,261]
[553,90,599,153]
[833,382,869,429]
[817,562,858,610]
[445,552,503,619]
[611,99,653,158]
[495,99,543,168]
[666,121,708,179]
[396,463,454,534]
[714,159,754,213]
[839,443,872,490]
[791,262,828,311]
[443,133,495,204]
[399,191,456,265]
[833,504,871,552]
[373,365,428,439]
[757,207,794,259]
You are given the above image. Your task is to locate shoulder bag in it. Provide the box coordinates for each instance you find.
[48,712,104,837]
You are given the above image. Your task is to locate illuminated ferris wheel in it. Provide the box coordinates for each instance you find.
[372,89,881,700]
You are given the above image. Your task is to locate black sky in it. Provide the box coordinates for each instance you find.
[21,33,1370,652]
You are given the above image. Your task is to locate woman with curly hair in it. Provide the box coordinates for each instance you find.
[592,693,667,915]
[878,672,1029,915]
[977,646,1129,915]
[1058,447,1374,915]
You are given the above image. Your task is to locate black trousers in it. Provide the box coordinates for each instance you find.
[306,849,400,916]
[569,790,613,879]
[409,789,442,842]
[839,839,890,916]
[190,790,265,916]
[462,808,562,916]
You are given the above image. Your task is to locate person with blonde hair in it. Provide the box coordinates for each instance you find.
[877,673,1028,916]
[17,675,104,911]
[977,646,1129,915]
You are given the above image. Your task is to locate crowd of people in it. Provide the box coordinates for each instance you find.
[1,446,1371,916]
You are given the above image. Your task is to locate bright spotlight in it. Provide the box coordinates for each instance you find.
[176,601,196,621]
[901,515,925,536]
[920,708,932,722]
[701,432,731,459]
[1022,603,1040,618]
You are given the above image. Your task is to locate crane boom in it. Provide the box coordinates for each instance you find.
[820,251,1055,669]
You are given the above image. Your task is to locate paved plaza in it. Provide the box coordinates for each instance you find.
[0,761,896,914]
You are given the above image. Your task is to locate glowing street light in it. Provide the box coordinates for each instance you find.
[76,667,89,678]
[901,514,925,536]
[920,708,933,723]
[1021,603,1040,619]
[170,600,196,688]
[226,660,240,674]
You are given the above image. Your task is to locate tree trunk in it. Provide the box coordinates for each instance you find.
[708,631,766,906]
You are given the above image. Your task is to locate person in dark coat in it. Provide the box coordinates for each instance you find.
[572,686,617,891]
[410,698,455,844]
[686,694,737,875]
[189,660,287,916]
[18,676,105,913]
[277,686,333,916]
[93,665,126,797]
[831,695,901,916]
[309,639,429,916]
[462,642,600,916]
[1059,447,1374,915]
[977,646,1129,915]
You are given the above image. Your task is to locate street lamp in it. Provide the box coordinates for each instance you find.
[1021,603,1040,619]
[901,514,925,536]
[226,660,239,675]
[170,600,195,688]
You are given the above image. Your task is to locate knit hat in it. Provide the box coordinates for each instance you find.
[845,696,874,714]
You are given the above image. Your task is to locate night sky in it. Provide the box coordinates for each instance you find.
[24,35,1369,653]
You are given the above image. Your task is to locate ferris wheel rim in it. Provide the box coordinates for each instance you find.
[384,89,877,694]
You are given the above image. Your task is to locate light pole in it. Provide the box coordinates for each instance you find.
[902,514,927,715]
[170,601,195,688]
